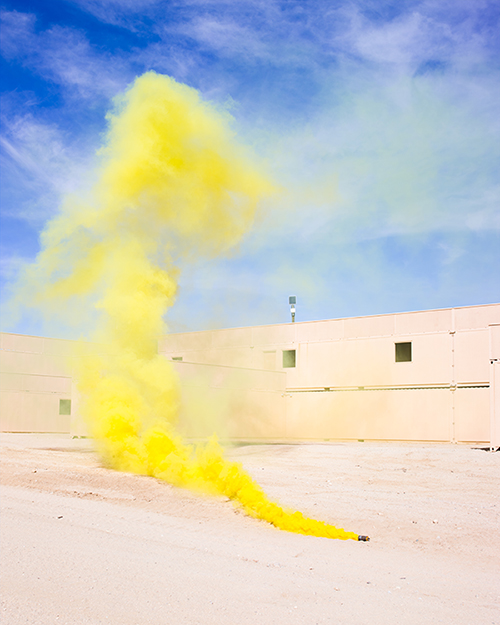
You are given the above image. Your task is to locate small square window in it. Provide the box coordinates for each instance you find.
[59,399,71,415]
[283,349,296,368]
[395,342,412,362]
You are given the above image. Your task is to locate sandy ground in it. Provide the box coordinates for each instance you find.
[1,433,499,625]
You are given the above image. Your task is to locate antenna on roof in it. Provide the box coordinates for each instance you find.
[289,296,296,323]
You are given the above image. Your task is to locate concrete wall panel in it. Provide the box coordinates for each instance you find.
[289,334,452,389]
[0,372,71,393]
[260,350,277,371]
[389,333,453,386]
[182,348,256,369]
[0,391,71,433]
[0,333,44,353]
[343,314,395,339]
[455,304,500,331]
[174,362,285,393]
[211,328,254,349]
[490,324,500,360]
[286,389,452,441]
[251,324,296,346]
[159,330,213,354]
[180,387,286,440]
[1,350,72,378]
[454,388,490,443]
[491,361,500,448]
[395,309,451,335]
[173,361,286,440]
[295,320,344,342]
[454,331,490,383]
[489,325,500,448]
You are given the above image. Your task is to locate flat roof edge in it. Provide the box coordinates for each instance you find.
[161,302,500,337]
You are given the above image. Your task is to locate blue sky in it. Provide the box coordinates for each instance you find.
[1,0,499,336]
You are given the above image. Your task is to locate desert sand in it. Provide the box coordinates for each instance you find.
[1,433,499,625]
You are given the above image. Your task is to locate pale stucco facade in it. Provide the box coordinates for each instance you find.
[1,303,499,444]
[159,304,500,445]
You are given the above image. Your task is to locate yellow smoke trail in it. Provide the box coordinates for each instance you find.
[21,72,361,541]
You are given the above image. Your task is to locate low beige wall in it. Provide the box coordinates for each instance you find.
[454,387,490,443]
[159,304,499,444]
[2,305,498,444]
[0,387,72,433]
[285,387,490,442]
[173,361,286,440]
[0,333,287,439]
[0,334,75,433]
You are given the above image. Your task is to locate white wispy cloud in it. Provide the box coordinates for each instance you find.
[1,1,498,332]
[67,0,164,29]
[0,9,36,58]
[342,0,499,71]
[0,9,130,100]
[177,16,269,59]
[266,69,500,239]
[0,113,95,223]
[348,11,444,66]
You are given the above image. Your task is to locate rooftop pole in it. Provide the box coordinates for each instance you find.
[289,295,296,323]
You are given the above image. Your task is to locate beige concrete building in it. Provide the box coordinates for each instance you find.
[0,333,76,434]
[159,303,500,445]
[0,333,286,440]
[1,303,499,445]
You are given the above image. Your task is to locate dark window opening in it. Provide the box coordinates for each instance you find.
[59,399,71,415]
[395,342,412,362]
[171,356,183,361]
[283,349,296,368]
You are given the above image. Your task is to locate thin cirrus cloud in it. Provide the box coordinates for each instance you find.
[0,0,499,335]
[67,0,164,29]
[0,114,95,224]
[0,9,130,100]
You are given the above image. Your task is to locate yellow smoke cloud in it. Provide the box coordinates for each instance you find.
[21,72,361,541]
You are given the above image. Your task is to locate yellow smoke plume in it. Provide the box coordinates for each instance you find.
[21,72,360,541]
